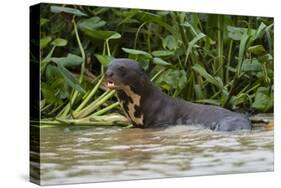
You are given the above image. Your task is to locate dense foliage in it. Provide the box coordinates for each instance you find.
[38,4,274,127]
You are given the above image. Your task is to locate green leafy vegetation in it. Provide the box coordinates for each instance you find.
[36,4,274,127]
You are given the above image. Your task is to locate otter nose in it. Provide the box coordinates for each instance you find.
[105,70,114,78]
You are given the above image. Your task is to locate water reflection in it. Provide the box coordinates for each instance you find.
[32,125,274,185]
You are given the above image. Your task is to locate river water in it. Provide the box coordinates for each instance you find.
[31,125,274,185]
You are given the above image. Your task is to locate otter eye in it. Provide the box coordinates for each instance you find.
[118,66,126,75]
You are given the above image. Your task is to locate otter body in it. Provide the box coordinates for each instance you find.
[106,59,251,131]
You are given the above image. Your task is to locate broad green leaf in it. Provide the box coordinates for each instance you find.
[135,57,150,70]
[42,77,70,103]
[48,76,69,100]
[118,10,139,25]
[80,28,120,41]
[156,11,170,16]
[95,54,114,65]
[45,64,61,80]
[51,38,68,47]
[185,33,206,61]
[247,45,266,55]
[40,36,52,49]
[252,92,273,112]
[156,69,187,91]
[122,48,152,59]
[57,63,85,94]
[189,32,206,46]
[78,17,106,30]
[134,10,162,23]
[259,53,273,63]
[152,57,171,66]
[163,35,178,50]
[192,64,222,89]
[254,22,267,40]
[107,33,121,40]
[152,50,175,57]
[175,70,187,91]
[241,59,262,72]
[51,54,83,67]
[41,83,63,105]
[227,26,256,41]
[231,93,250,107]
[227,26,244,41]
[135,10,177,37]
[54,80,69,99]
[181,22,198,35]
[120,10,176,37]
[214,76,224,89]
[40,18,49,26]
[257,86,270,93]
[50,6,87,16]
[237,32,251,76]
[194,84,204,99]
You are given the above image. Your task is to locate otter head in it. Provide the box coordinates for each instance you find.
[105,58,145,90]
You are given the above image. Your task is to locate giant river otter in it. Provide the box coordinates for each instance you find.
[105,58,251,131]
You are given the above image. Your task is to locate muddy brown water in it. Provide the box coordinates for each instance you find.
[30,123,274,185]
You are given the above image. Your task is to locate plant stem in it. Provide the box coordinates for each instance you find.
[90,102,120,116]
[151,68,165,82]
[147,23,152,53]
[73,17,86,84]
[74,75,105,113]
[59,17,86,117]
[75,90,116,118]
[217,15,224,81]
[40,119,114,126]
[106,39,111,56]
[226,40,233,84]
[59,91,78,117]
[134,22,147,49]
[40,46,56,73]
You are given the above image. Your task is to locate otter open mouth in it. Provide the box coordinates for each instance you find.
[107,80,116,89]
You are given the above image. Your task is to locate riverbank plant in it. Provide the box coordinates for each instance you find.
[36,4,274,127]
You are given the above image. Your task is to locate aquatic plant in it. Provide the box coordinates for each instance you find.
[36,4,273,127]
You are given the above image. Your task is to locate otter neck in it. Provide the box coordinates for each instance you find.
[116,81,155,128]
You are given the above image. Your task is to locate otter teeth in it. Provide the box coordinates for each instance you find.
[107,81,115,88]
